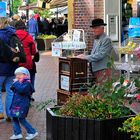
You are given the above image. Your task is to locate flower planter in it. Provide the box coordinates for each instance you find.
[36,38,55,51]
[46,107,135,140]
[36,38,45,51]
[44,38,55,50]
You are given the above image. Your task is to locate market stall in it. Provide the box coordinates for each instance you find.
[115,17,140,98]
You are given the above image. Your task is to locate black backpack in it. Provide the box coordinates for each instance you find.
[10,35,26,63]
[0,38,14,62]
[0,36,26,63]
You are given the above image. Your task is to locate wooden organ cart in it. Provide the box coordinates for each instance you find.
[57,57,88,105]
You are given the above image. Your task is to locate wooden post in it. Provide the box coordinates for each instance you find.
[68,0,74,30]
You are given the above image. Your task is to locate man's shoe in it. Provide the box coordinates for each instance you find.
[25,132,38,140]
[0,113,4,119]
[10,134,23,139]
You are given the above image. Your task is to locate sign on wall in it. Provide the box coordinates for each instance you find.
[107,14,119,41]
[0,2,7,17]
[104,0,120,42]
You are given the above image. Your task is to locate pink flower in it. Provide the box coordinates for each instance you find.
[134,48,140,59]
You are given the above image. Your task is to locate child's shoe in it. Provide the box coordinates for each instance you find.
[10,134,23,139]
[0,113,4,119]
[25,132,38,140]
[6,117,11,122]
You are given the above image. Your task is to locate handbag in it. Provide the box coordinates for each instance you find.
[34,51,40,62]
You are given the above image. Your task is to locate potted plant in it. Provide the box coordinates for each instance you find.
[36,35,57,51]
[45,77,139,140]
[34,9,55,51]
[36,37,46,51]
[119,114,140,140]
[119,92,140,140]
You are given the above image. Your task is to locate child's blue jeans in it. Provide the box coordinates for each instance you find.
[12,117,36,135]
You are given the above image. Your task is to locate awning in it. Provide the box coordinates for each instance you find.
[19,3,45,11]
[19,6,44,11]
[19,0,68,11]
[50,6,68,14]
[49,0,67,9]
[58,7,68,14]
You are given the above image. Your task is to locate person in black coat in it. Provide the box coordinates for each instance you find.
[37,17,44,34]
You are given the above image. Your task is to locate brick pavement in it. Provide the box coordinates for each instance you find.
[0,51,58,140]
[0,51,140,140]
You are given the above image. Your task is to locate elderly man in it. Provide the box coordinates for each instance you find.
[77,19,113,84]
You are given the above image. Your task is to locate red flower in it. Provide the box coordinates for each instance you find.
[136,94,140,100]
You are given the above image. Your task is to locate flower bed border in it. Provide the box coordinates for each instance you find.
[46,107,135,140]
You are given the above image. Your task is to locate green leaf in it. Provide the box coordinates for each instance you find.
[13,0,22,14]
[107,62,112,68]
[120,76,125,85]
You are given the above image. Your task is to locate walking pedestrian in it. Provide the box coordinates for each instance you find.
[10,67,38,140]
[9,14,21,28]
[28,14,38,40]
[37,17,44,34]
[49,18,57,35]
[0,17,26,120]
[15,20,39,90]
[42,18,50,34]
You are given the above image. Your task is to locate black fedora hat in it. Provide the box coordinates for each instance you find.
[90,18,107,28]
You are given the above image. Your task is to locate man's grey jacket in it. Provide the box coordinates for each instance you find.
[86,33,113,72]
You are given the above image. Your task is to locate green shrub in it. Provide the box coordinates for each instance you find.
[59,78,132,119]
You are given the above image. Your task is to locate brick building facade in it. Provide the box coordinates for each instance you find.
[73,0,137,48]
[74,0,104,48]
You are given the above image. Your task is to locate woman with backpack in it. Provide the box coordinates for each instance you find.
[0,17,26,120]
[15,20,39,90]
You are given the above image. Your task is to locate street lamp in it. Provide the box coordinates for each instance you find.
[8,0,14,17]
[9,0,12,16]
[11,0,13,14]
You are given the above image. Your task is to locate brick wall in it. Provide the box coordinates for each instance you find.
[132,0,137,16]
[73,0,137,49]
[94,0,104,19]
[74,0,104,48]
